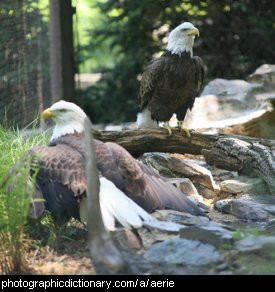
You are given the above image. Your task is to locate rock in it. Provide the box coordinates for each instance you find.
[112,229,142,250]
[143,220,184,235]
[210,167,238,183]
[263,220,275,236]
[144,238,222,267]
[233,235,275,274]
[168,178,206,205]
[247,64,275,85]
[235,235,275,253]
[201,78,261,100]
[208,208,247,230]
[140,153,218,191]
[169,177,199,196]
[170,157,219,191]
[222,109,275,139]
[196,185,218,200]
[215,195,275,221]
[153,209,210,226]
[220,177,270,195]
[138,228,177,250]
[179,221,234,248]
[184,77,271,131]
[139,152,176,177]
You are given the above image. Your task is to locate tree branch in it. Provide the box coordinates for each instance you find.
[92,128,275,157]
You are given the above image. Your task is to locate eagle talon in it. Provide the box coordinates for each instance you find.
[177,121,191,138]
[163,123,172,136]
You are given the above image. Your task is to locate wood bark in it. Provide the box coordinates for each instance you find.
[203,138,275,194]
[49,0,75,103]
[92,128,275,157]
[49,0,62,103]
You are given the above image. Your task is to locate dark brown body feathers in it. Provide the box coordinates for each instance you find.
[27,133,205,223]
[139,51,204,122]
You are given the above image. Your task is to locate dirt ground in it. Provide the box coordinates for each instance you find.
[27,239,95,275]
[23,219,96,275]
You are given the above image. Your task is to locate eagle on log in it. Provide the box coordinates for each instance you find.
[8,101,205,231]
[137,22,204,135]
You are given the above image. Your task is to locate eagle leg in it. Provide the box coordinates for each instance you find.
[177,121,191,138]
[162,122,172,136]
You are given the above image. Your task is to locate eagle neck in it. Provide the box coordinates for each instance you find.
[163,50,192,59]
[51,123,84,142]
[166,35,194,57]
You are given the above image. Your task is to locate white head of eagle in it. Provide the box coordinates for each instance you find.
[167,22,199,57]
[42,100,87,141]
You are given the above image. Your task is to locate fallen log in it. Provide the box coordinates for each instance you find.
[92,128,275,157]
[203,138,275,194]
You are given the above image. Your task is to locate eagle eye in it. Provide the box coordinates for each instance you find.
[59,109,67,113]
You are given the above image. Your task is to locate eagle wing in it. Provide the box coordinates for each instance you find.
[28,144,86,224]
[138,57,165,111]
[95,140,205,216]
[193,56,204,97]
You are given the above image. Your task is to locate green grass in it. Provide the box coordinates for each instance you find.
[0,123,49,274]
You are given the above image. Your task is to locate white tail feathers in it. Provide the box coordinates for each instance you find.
[136,108,158,128]
[79,177,156,231]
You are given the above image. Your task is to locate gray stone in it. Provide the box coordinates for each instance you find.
[153,209,210,226]
[179,221,234,248]
[183,77,271,131]
[247,64,275,85]
[263,220,275,236]
[220,177,269,195]
[168,177,206,205]
[215,196,274,221]
[143,220,184,235]
[140,152,218,191]
[235,235,275,253]
[169,177,199,196]
[138,228,177,250]
[196,185,218,200]
[112,229,142,250]
[210,167,238,183]
[201,78,261,100]
[139,152,176,178]
[144,238,221,266]
[170,158,219,191]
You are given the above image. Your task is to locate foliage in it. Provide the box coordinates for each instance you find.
[0,124,49,274]
[77,0,275,123]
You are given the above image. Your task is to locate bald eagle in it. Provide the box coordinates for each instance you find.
[137,22,204,134]
[10,101,205,231]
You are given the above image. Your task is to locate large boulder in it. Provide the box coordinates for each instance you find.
[247,64,275,85]
[183,65,275,136]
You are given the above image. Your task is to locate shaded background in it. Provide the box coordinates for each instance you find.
[0,0,274,127]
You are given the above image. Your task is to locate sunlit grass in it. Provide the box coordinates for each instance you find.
[0,124,49,274]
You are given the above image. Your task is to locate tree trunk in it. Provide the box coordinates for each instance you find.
[49,0,75,103]
[202,138,275,194]
[92,128,275,157]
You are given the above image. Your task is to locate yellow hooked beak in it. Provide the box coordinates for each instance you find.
[41,108,56,121]
[187,27,200,37]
